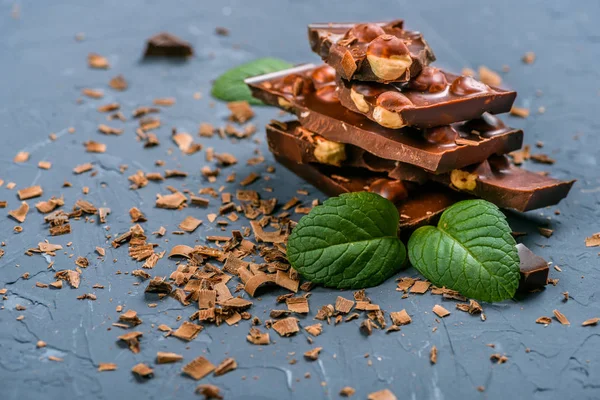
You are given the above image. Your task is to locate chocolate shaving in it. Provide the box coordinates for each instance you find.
[247,327,270,345]
[182,356,215,380]
[54,269,80,288]
[109,75,128,91]
[390,310,412,326]
[214,357,237,376]
[582,317,600,326]
[536,316,552,325]
[17,186,43,200]
[409,280,431,294]
[179,216,203,232]
[35,196,64,213]
[173,321,203,341]
[272,317,299,337]
[335,296,355,314]
[304,347,322,361]
[286,297,309,314]
[367,389,397,400]
[196,384,223,399]
[98,363,117,372]
[145,276,172,294]
[118,331,143,353]
[156,192,187,209]
[432,304,450,318]
[430,345,438,364]
[119,309,142,327]
[553,309,570,325]
[8,202,29,223]
[304,323,323,337]
[88,53,109,69]
[131,363,153,378]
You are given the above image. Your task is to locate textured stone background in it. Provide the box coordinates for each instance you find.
[1,1,599,399]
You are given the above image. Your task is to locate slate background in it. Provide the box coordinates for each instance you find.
[1,1,599,399]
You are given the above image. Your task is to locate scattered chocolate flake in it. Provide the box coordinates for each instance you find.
[409,280,431,294]
[35,196,64,213]
[182,356,215,380]
[430,345,437,364]
[98,124,123,135]
[490,354,509,364]
[553,309,570,325]
[144,32,193,58]
[88,53,109,69]
[227,101,255,123]
[118,331,143,353]
[246,327,271,346]
[530,154,556,165]
[195,384,223,400]
[355,301,380,311]
[390,310,412,326]
[249,220,287,243]
[54,270,80,288]
[38,161,52,170]
[156,351,183,364]
[173,321,203,341]
[522,52,536,64]
[0,201,6,208]
[97,363,117,372]
[340,387,356,397]
[432,304,450,318]
[109,75,128,91]
[145,276,172,294]
[73,163,93,174]
[75,256,89,268]
[119,309,142,327]
[8,202,29,223]
[536,316,552,325]
[240,172,260,186]
[304,347,323,361]
[132,363,153,378]
[153,97,175,107]
[478,66,501,86]
[275,270,299,293]
[538,227,554,238]
[360,319,375,336]
[367,389,397,400]
[582,317,600,326]
[286,297,309,314]
[129,207,147,223]
[13,151,29,163]
[456,300,483,315]
[77,293,97,300]
[48,356,63,362]
[156,191,187,209]
[510,106,530,118]
[97,103,120,113]
[272,317,299,337]
[214,357,237,376]
[179,216,203,232]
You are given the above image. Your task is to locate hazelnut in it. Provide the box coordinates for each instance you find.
[314,85,338,103]
[313,138,346,166]
[350,88,369,113]
[450,76,489,96]
[366,35,412,81]
[278,96,292,109]
[310,65,336,87]
[368,178,408,203]
[450,169,478,191]
[408,66,448,93]
[372,106,405,129]
[344,23,385,43]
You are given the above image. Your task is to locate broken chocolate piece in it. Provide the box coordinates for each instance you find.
[516,244,549,292]
[144,32,193,58]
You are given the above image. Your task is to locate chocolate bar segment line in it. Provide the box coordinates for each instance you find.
[273,153,467,231]
[307,20,435,83]
[337,67,517,129]
[245,64,523,174]
[266,120,574,212]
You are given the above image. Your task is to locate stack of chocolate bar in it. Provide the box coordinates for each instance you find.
[246,20,574,229]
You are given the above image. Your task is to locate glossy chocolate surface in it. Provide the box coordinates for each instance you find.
[266,120,574,211]
[308,20,435,83]
[246,64,523,174]
[273,153,467,231]
[516,243,549,292]
[338,66,517,128]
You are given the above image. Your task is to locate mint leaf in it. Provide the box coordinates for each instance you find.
[407,199,519,302]
[287,192,407,289]
[211,58,292,105]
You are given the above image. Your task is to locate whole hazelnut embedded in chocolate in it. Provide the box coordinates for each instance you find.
[350,88,369,113]
[366,35,412,81]
[344,23,385,43]
[368,178,408,203]
[310,65,336,87]
[408,66,448,93]
[450,76,490,96]
[371,91,413,129]
[313,137,346,166]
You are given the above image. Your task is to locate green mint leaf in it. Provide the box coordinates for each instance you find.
[407,199,520,302]
[287,192,407,289]
[211,58,292,104]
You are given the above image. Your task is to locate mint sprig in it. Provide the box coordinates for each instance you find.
[211,58,292,104]
[287,192,407,289]
[408,199,520,302]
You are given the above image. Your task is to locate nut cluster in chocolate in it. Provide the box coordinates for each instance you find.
[245,19,574,256]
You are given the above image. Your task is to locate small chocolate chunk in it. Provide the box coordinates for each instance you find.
[516,244,549,292]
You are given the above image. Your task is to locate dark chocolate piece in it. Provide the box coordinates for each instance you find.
[246,64,523,174]
[144,32,193,58]
[266,120,574,211]
[337,67,517,129]
[308,20,435,83]
[274,153,468,230]
[516,243,549,291]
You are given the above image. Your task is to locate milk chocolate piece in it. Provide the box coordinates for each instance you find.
[246,64,523,174]
[516,244,549,291]
[266,121,574,211]
[338,67,517,128]
[144,32,193,58]
[274,153,468,230]
[308,20,435,83]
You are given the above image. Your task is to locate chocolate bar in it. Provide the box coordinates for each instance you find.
[308,20,435,83]
[516,244,549,291]
[274,153,467,231]
[337,67,517,129]
[246,64,523,174]
[266,120,574,212]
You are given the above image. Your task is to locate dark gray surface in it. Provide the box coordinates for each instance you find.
[1,1,599,399]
